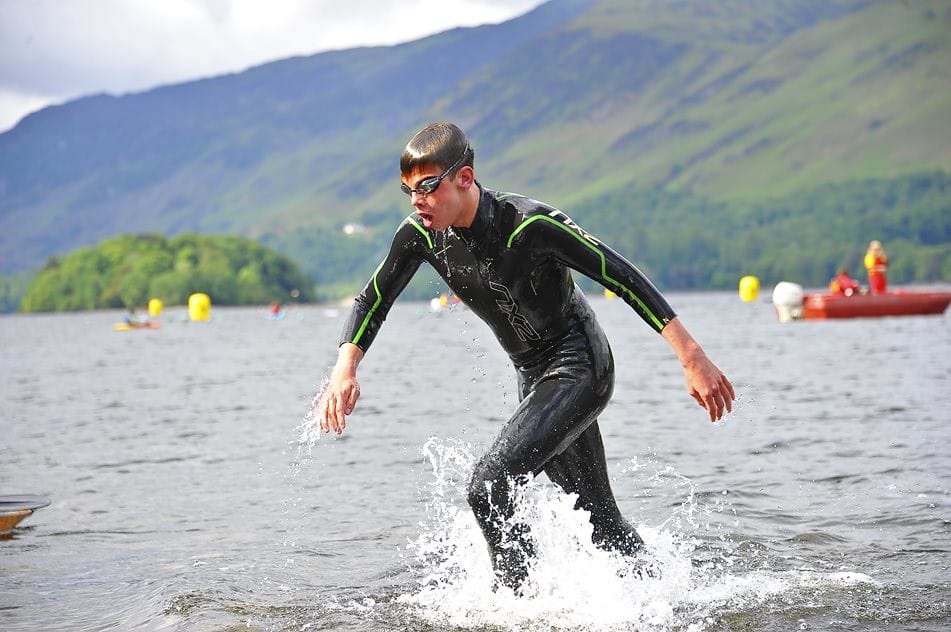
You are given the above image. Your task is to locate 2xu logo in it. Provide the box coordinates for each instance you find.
[548,209,601,246]
[489,280,540,341]
[488,209,599,342]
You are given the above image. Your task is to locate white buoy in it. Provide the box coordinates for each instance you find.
[772,282,804,322]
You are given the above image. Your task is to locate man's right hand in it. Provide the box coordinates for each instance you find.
[317,343,364,435]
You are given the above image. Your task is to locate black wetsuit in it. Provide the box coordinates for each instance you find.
[340,185,677,588]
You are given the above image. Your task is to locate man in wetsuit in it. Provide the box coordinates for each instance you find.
[316,123,735,591]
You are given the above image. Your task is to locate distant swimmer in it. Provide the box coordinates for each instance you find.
[268,301,286,320]
[314,123,735,592]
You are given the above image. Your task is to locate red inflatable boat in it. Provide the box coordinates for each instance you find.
[802,289,951,320]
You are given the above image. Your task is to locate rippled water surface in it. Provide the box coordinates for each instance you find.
[1,293,949,631]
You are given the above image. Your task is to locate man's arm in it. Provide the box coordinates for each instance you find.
[317,217,430,434]
[661,318,735,422]
[510,209,676,333]
[509,210,734,421]
[339,216,427,352]
[318,343,365,435]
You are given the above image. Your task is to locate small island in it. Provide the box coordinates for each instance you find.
[19,233,315,312]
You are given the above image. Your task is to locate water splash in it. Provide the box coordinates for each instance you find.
[395,437,792,631]
[280,434,884,631]
[296,378,330,451]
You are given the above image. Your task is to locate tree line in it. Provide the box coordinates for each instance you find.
[268,169,950,300]
[4,170,947,313]
[571,169,951,291]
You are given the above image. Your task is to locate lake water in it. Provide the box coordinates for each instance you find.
[1,292,949,631]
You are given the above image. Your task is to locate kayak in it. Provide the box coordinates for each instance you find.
[0,495,51,535]
[113,321,160,331]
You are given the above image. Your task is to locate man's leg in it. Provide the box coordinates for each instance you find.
[543,421,644,555]
[467,373,609,590]
[466,450,535,591]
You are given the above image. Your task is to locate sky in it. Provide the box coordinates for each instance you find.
[0,0,546,133]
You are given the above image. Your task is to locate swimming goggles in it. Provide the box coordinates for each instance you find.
[400,144,469,196]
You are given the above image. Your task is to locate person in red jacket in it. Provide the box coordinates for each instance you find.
[864,241,888,294]
[828,269,860,296]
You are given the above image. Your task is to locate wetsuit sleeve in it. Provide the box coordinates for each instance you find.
[508,211,676,333]
[338,218,428,352]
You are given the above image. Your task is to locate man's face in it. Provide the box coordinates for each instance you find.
[400,165,462,231]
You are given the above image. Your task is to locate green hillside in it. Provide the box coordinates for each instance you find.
[1,0,949,311]
[0,0,595,272]
[427,0,950,204]
[263,0,951,294]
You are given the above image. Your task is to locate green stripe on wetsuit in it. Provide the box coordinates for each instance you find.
[403,215,433,249]
[351,215,433,346]
[507,215,666,331]
[350,260,384,346]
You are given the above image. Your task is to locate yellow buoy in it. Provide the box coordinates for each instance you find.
[188,293,211,321]
[739,276,760,302]
[148,298,164,317]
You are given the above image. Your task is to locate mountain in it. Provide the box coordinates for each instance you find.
[0,0,596,273]
[1,0,949,296]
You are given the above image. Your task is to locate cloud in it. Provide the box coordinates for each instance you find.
[0,0,544,131]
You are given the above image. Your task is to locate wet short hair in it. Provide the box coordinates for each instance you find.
[400,123,474,176]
